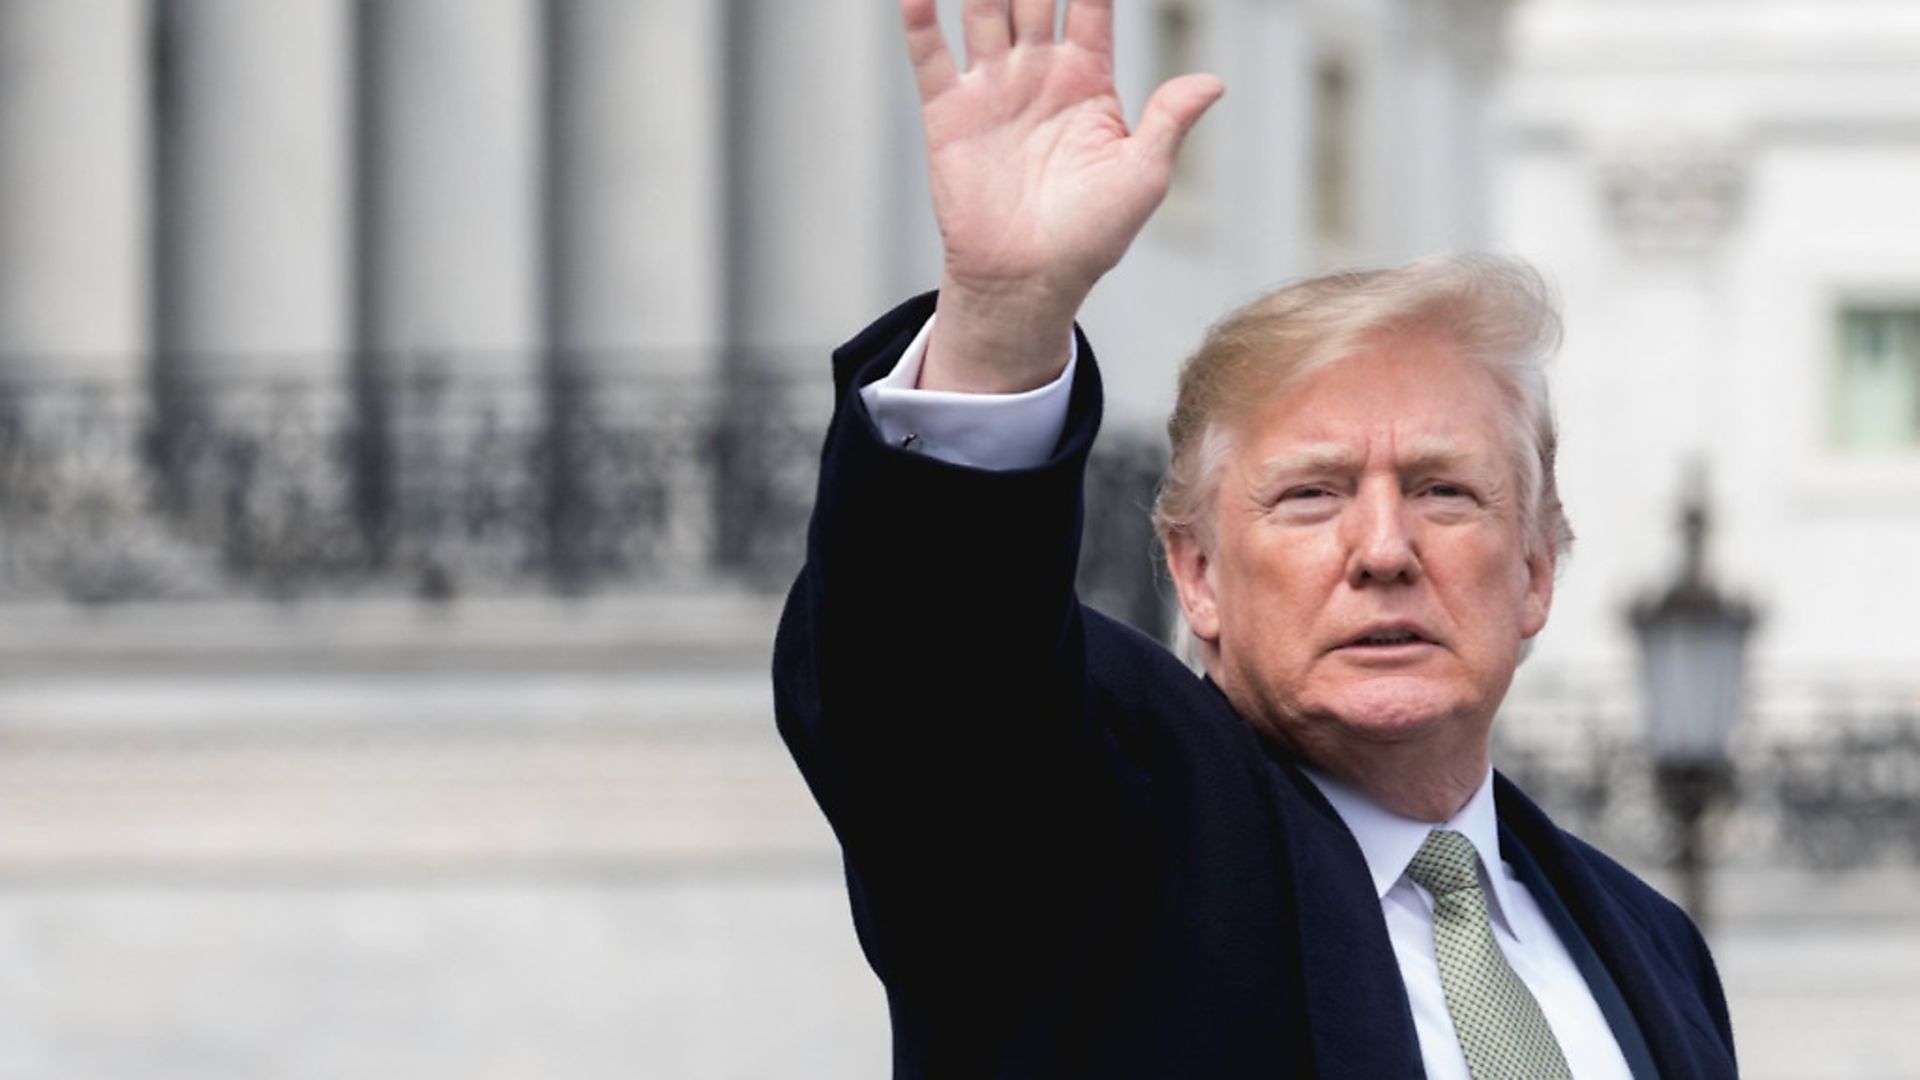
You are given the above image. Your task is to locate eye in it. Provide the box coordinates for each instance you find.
[1269,483,1345,521]
[1420,482,1477,503]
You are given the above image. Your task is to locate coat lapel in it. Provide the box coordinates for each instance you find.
[1495,776,1739,1080]
[1260,751,1425,1079]
[1502,823,1661,1080]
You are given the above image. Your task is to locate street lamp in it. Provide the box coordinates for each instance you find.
[1629,474,1757,932]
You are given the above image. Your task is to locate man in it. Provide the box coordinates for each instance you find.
[773,1,1738,1076]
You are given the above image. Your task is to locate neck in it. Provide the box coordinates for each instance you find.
[1299,740,1489,822]
[1197,666,1497,821]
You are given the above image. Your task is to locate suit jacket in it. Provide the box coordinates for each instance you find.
[773,293,1738,1078]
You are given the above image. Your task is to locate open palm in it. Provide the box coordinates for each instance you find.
[906,0,1223,314]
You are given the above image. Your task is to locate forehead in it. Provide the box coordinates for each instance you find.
[1234,335,1514,467]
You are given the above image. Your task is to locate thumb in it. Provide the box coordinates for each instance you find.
[1134,73,1225,170]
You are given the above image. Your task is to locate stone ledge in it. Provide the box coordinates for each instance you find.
[0,590,788,674]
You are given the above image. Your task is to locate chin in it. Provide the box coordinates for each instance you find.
[1312,680,1476,745]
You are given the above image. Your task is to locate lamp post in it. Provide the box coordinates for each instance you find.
[1629,475,1756,933]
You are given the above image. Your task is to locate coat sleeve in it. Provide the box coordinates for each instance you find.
[771,293,1148,1026]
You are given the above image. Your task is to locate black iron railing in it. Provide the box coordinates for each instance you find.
[6,374,1919,870]
[0,372,1173,628]
[1497,702,1920,871]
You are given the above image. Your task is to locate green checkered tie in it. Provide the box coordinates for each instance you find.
[1406,829,1573,1080]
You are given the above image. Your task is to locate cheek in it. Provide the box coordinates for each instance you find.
[1233,522,1342,581]
[1216,533,1341,640]
[1456,545,1538,629]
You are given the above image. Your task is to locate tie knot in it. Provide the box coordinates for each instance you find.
[1406,829,1482,896]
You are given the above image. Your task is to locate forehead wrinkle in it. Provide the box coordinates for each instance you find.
[1256,442,1362,475]
[1394,435,1482,476]
[1248,443,1362,496]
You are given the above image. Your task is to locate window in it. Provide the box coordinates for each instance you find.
[1312,56,1354,257]
[1156,0,1200,189]
[1156,2,1198,99]
[1834,306,1920,451]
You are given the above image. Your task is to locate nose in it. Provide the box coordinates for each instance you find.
[1344,482,1420,587]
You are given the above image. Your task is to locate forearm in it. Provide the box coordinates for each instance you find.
[783,295,1101,763]
[772,296,1119,995]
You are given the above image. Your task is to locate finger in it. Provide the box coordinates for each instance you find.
[1061,0,1111,56]
[1134,73,1225,169]
[1010,0,1056,42]
[961,0,1011,66]
[901,0,958,100]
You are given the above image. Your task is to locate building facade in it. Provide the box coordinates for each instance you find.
[0,0,1510,609]
[1497,0,1920,719]
[0,2,1705,1078]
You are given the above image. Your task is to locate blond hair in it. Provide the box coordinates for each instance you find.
[1152,253,1573,562]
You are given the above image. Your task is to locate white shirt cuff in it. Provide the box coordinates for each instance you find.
[857,314,1077,471]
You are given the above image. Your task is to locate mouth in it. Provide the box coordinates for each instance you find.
[1337,625,1437,651]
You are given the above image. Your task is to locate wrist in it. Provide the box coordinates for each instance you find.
[922,276,1083,394]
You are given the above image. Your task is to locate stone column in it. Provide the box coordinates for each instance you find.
[1393,0,1509,254]
[0,1,156,599]
[1221,0,1314,287]
[546,1,720,373]
[356,0,543,371]
[353,0,545,578]
[149,0,353,557]
[1400,33,1463,252]
[723,0,892,374]
[151,0,352,380]
[1598,137,1747,535]
[0,0,147,384]
[718,0,894,574]
[543,0,724,585]
[1347,0,1506,260]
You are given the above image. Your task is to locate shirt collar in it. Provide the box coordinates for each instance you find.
[1300,765,1526,941]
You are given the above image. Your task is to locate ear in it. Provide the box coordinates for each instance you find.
[1164,529,1222,645]
[1520,549,1554,639]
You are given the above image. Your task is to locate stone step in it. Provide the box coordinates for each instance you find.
[0,666,833,873]
[0,590,789,675]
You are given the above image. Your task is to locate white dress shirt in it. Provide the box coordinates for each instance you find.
[1302,767,1633,1080]
[859,315,1079,470]
[862,315,1635,1078]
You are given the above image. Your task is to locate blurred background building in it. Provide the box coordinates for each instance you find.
[0,0,1914,1077]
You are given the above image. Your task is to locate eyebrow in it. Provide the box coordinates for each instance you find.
[1255,443,1360,477]
[1251,438,1486,492]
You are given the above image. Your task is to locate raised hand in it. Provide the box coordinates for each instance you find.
[903,0,1223,393]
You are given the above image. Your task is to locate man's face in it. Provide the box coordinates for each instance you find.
[1166,332,1554,771]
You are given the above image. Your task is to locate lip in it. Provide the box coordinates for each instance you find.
[1333,621,1440,652]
